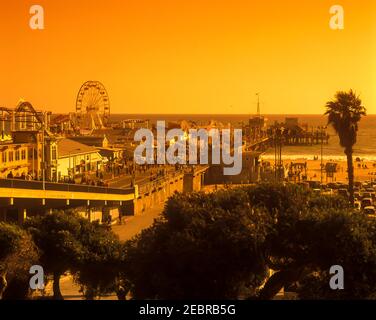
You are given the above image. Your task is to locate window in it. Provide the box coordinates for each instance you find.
[8,151,13,162]
[21,149,26,160]
[51,146,57,161]
[2,152,6,163]
[15,150,20,161]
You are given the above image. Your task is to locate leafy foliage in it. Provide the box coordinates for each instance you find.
[325,89,366,149]
[74,221,122,299]
[0,222,39,299]
[24,211,86,299]
[325,89,366,204]
[24,211,85,276]
[120,184,376,300]
[122,190,271,299]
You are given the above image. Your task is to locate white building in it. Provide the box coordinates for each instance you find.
[56,138,103,182]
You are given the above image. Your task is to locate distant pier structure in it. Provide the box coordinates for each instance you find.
[268,117,329,146]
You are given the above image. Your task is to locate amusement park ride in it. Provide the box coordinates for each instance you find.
[73,81,110,133]
[0,81,111,137]
[0,100,49,137]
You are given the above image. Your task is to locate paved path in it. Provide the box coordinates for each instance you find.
[112,204,164,241]
[43,204,165,300]
[108,174,150,189]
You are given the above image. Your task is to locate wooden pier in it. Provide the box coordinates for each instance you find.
[282,130,329,146]
[268,118,330,146]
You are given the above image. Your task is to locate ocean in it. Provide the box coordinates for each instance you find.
[110,114,376,162]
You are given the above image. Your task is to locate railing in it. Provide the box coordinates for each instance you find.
[0,179,134,195]
[137,170,185,195]
[137,166,209,195]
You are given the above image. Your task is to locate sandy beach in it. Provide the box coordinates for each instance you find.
[264,158,376,183]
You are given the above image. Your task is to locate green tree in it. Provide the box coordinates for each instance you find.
[74,220,123,300]
[122,190,272,299]
[0,222,39,300]
[120,184,376,300]
[291,209,376,299]
[325,90,366,204]
[24,211,85,300]
[239,184,376,299]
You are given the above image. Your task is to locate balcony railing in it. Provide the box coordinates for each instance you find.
[0,178,134,195]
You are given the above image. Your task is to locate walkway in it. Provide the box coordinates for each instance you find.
[43,204,165,300]
[112,204,164,241]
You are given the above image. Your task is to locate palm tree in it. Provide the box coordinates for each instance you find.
[325,89,366,205]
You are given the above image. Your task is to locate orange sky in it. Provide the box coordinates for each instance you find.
[0,0,375,114]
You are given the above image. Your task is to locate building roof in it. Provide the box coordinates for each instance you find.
[68,135,107,147]
[57,138,99,158]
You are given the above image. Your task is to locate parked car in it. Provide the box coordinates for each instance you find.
[327,182,338,189]
[362,198,373,210]
[354,182,362,188]
[362,192,372,200]
[364,206,376,215]
[307,181,321,189]
[322,188,333,196]
[354,201,361,211]
[338,189,349,199]
[362,182,370,189]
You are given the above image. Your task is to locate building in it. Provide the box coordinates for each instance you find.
[56,138,104,182]
[0,140,31,179]
[122,119,150,130]
[97,147,124,162]
[284,117,299,129]
[204,150,263,185]
[68,134,125,169]
[68,135,109,148]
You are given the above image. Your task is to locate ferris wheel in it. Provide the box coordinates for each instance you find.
[76,81,110,129]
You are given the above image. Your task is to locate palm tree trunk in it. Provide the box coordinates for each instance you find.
[345,147,354,205]
[53,272,63,300]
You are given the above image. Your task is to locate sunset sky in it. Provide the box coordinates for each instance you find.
[0,0,375,114]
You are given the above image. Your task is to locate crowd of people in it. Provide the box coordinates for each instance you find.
[4,162,186,189]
